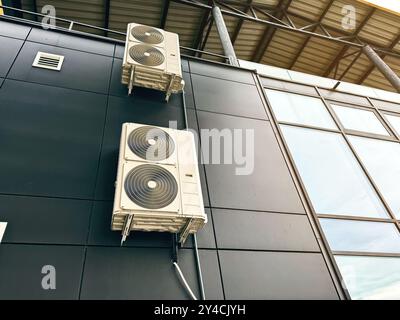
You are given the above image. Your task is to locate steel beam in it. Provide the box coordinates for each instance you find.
[171,0,400,60]
[171,1,372,51]
[9,0,22,17]
[160,0,170,29]
[323,7,376,77]
[231,0,252,45]
[252,0,291,62]
[199,16,213,55]
[362,45,400,92]
[193,0,212,52]
[289,0,334,69]
[104,0,111,36]
[32,0,38,21]
[358,32,400,86]
[336,49,363,81]
[212,4,239,66]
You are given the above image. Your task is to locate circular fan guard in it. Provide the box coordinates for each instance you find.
[129,44,165,67]
[131,25,164,44]
[124,164,178,209]
[128,126,175,161]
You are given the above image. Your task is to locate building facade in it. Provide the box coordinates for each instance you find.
[0,18,400,300]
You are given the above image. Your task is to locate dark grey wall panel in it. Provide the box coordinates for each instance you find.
[219,250,338,300]
[198,250,224,300]
[189,60,255,85]
[94,95,184,200]
[183,72,194,109]
[114,44,124,59]
[197,111,304,213]
[80,247,223,299]
[0,80,107,198]
[181,59,189,73]
[0,244,84,299]
[213,209,319,251]
[28,28,115,56]
[0,195,91,245]
[186,108,210,207]
[8,41,113,94]
[192,74,267,119]
[0,36,24,77]
[0,20,30,39]
[109,58,183,107]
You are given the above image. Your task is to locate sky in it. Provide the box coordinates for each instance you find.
[360,0,400,14]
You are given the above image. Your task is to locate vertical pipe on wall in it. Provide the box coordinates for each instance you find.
[212,4,239,67]
[362,45,400,93]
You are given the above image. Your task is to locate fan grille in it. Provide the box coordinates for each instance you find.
[124,164,178,209]
[131,25,164,44]
[128,126,175,161]
[129,44,165,67]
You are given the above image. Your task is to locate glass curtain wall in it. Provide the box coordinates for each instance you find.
[264,86,400,300]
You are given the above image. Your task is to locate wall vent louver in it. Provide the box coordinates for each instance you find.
[32,52,64,71]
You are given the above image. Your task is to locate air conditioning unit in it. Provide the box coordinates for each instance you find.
[112,123,207,244]
[122,23,185,101]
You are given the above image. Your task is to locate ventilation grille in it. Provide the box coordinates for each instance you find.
[32,52,64,71]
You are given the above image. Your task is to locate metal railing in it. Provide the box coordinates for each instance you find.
[0,4,229,62]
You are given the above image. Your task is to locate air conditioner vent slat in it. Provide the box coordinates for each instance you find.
[33,52,64,71]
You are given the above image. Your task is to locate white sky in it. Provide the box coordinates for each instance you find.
[361,0,400,13]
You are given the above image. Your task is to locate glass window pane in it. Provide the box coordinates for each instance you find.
[332,104,389,136]
[349,136,400,218]
[265,89,337,129]
[281,125,388,218]
[385,114,400,136]
[335,256,400,300]
[320,219,400,253]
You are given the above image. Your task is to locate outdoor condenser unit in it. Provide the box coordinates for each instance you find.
[112,123,207,244]
[122,23,185,101]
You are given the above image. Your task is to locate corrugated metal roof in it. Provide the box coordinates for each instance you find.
[17,0,400,92]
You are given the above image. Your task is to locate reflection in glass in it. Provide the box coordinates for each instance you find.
[349,136,400,218]
[385,114,400,136]
[281,125,388,218]
[320,219,400,253]
[265,89,337,129]
[331,104,389,136]
[335,256,400,300]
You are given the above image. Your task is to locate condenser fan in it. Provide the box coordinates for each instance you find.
[129,44,165,67]
[128,126,175,161]
[124,164,178,210]
[131,25,164,44]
